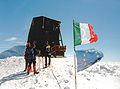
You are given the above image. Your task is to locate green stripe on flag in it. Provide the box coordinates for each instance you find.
[73,21,81,46]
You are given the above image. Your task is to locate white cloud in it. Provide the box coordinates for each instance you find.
[16,41,25,44]
[5,37,17,42]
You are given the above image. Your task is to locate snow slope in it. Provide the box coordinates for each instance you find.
[0,57,120,89]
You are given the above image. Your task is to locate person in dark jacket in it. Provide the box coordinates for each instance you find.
[24,42,30,71]
[27,42,39,74]
[32,43,39,74]
[44,41,51,68]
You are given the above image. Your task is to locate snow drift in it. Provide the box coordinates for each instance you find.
[0,57,120,89]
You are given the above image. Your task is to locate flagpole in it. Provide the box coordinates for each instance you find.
[74,47,77,89]
[73,20,77,89]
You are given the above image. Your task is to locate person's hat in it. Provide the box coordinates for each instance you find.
[26,42,31,47]
[33,41,37,45]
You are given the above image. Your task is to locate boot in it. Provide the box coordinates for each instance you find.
[23,69,26,72]
[27,66,31,75]
[33,65,39,74]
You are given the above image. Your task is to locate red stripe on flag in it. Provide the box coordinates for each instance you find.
[88,24,98,43]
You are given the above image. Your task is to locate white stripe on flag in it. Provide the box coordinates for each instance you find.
[80,23,91,44]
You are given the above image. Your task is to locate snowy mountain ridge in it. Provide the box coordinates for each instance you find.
[0,45,25,59]
[0,56,120,89]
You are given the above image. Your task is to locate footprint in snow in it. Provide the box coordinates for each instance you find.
[29,87,35,89]
[64,86,70,89]
[64,79,69,83]
[45,84,48,87]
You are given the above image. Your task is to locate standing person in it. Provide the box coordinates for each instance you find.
[24,42,30,71]
[27,43,39,75]
[44,41,51,68]
[32,42,39,74]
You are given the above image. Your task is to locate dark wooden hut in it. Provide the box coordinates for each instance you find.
[27,16,66,57]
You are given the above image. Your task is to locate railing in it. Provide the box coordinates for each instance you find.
[51,45,66,57]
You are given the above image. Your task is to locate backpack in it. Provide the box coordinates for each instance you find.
[25,47,35,62]
[46,45,51,56]
[46,45,51,52]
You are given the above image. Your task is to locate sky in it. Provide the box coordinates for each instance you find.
[0,0,120,61]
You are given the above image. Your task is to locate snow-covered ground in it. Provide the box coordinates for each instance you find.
[0,57,120,89]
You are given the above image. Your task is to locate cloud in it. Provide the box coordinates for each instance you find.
[16,41,25,44]
[5,37,17,42]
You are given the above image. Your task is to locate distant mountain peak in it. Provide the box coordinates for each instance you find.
[0,45,26,59]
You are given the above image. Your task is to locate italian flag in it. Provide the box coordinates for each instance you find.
[73,21,98,46]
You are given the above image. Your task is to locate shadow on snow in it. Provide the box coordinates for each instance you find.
[0,71,28,85]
